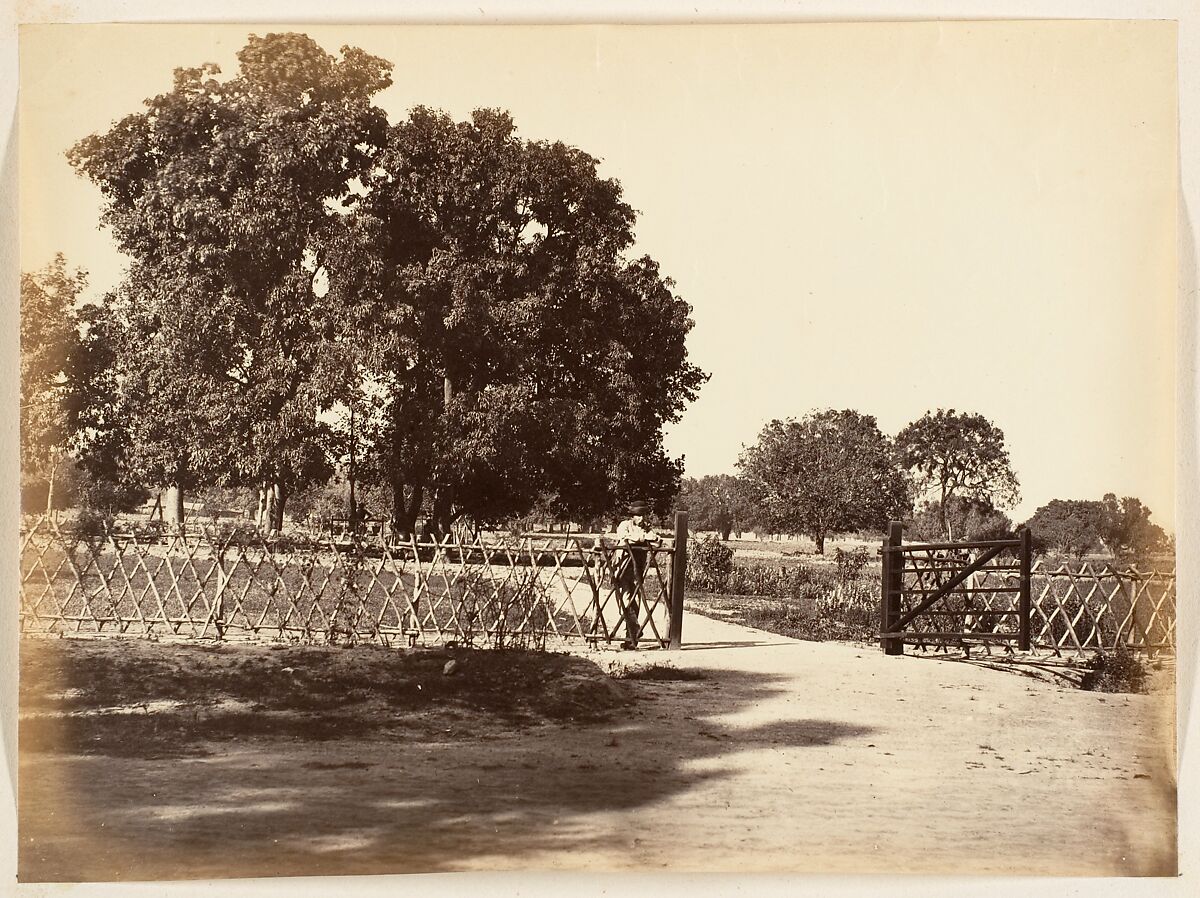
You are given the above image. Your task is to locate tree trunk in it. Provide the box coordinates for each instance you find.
[389,480,424,541]
[45,452,62,516]
[391,483,407,540]
[256,483,269,530]
[431,490,453,542]
[814,532,826,554]
[268,481,287,533]
[721,525,732,541]
[262,485,285,533]
[165,485,184,528]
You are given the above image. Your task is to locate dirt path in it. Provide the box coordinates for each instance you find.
[19,615,1176,880]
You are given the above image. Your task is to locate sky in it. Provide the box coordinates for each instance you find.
[19,20,1178,529]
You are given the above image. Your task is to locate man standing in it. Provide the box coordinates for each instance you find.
[613,501,662,649]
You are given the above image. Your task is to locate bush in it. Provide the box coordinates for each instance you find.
[834,546,872,584]
[687,535,734,592]
[1079,644,1149,694]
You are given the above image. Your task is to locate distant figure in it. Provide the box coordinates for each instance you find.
[613,501,662,649]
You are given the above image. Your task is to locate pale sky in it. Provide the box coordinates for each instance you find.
[19,21,1178,528]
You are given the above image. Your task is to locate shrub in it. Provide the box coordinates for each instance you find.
[834,546,872,584]
[687,535,734,592]
[1079,643,1149,694]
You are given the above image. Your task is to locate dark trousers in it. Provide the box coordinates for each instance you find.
[615,547,648,644]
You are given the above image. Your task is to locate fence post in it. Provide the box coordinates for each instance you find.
[1019,527,1032,651]
[881,521,904,655]
[668,511,688,650]
[213,538,230,641]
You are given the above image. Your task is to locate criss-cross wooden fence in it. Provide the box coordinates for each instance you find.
[880,522,1176,658]
[19,513,690,650]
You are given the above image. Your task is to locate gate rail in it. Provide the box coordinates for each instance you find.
[880,522,1031,655]
[879,521,1176,657]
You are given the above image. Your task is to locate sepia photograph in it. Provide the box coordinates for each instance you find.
[6,5,1192,892]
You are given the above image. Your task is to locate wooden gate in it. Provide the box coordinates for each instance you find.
[879,521,1032,655]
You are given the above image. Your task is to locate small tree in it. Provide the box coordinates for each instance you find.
[737,409,911,554]
[1098,494,1169,561]
[20,256,88,513]
[1024,499,1105,559]
[676,474,757,539]
[895,409,1020,540]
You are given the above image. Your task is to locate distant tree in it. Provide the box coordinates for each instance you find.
[1024,499,1105,559]
[325,107,706,536]
[675,474,757,539]
[1098,494,1169,560]
[895,409,1020,540]
[909,496,1015,543]
[20,255,88,513]
[737,409,911,554]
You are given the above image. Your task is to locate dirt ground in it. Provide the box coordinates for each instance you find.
[17,614,1177,881]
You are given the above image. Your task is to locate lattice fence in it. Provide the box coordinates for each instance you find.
[898,552,1175,658]
[18,516,681,648]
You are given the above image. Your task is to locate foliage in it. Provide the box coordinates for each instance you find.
[68,33,395,528]
[833,546,873,583]
[686,535,734,592]
[908,496,1015,543]
[325,106,707,534]
[1025,499,1104,558]
[1098,494,1170,561]
[895,409,1020,540]
[737,409,911,554]
[20,256,89,510]
[70,465,153,516]
[65,35,706,535]
[676,474,758,539]
[1079,643,1149,694]
[738,597,877,644]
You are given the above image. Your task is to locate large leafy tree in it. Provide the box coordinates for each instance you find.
[68,33,394,528]
[1098,494,1169,560]
[737,409,911,554]
[895,409,1020,540]
[325,107,706,535]
[675,474,758,539]
[20,255,88,512]
[1024,499,1105,559]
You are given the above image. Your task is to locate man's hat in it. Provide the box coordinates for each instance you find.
[628,501,651,515]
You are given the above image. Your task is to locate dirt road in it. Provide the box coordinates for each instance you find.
[19,614,1176,880]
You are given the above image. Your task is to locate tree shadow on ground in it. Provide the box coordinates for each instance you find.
[18,640,874,881]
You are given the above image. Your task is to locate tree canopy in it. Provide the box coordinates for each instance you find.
[1097,494,1170,560]
[1024,499,1105,559]
[64,33,705,532]
[68,33,395,527]
[895,409,1020,540]
[20,255,89,511]
[675,474,758,540]
[737,409,911,553]
[320,105,705,534]
[908,497,1014,544]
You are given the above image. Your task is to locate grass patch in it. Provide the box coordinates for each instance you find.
[20,637,633,759]
[617,663,707,682]
[1079,644,1151,694]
